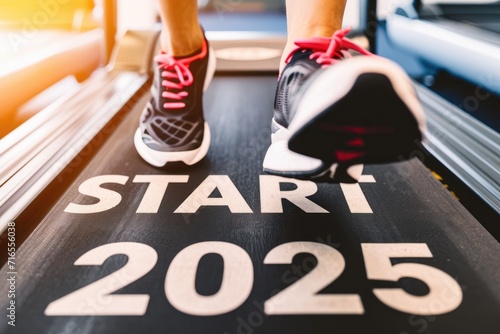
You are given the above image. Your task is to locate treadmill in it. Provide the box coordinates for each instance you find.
[1,1,499,333]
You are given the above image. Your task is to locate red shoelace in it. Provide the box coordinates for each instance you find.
[155,39,208,109]
[286,27,372,67]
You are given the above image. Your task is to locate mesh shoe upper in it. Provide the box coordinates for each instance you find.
[140,38,210,152]
[274,49,321,129]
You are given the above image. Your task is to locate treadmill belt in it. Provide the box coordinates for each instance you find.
[1,75,499,333]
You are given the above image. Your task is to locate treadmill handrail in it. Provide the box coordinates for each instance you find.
[386,14,500,96]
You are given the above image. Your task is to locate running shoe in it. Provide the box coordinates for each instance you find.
[263,28,426,183]
[134,36,216,167]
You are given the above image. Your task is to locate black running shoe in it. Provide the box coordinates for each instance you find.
[263,28,426,182]
[134,37,216,167]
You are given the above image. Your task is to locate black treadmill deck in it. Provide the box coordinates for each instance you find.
[1,75,499,334]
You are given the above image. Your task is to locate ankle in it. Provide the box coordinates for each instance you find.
[279,25,341,74]
[160,28,204,58]
[301,24,339,39]
[288,23,340,44]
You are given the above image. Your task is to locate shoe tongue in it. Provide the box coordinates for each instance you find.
[157,47,202,84]
[155,52,197,111]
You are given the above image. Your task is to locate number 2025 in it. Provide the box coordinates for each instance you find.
[45,242,462,317]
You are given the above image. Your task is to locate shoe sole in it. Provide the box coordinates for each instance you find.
[134,46,217,167]
[134,123,211,167]
[286,57,425,182]
[263,122,363,182]
[263,120,328,175]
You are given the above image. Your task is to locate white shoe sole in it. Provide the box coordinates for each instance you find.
[288,56,426,137]
[263,120,364,181]
[134,123,211,167]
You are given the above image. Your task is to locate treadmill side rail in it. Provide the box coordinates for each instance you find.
[0,71,148,233]
[0,29,159,233]
[416,83,500,214]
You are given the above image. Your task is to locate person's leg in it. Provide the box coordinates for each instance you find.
[156,0,203,56]
[280,0,347,73]
[135,0,216,167]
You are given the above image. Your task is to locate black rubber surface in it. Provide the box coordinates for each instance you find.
[1,75,499,334]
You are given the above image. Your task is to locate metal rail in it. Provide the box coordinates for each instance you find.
[387,14,500,96]
[416,83,500,214]
[0,29,159,233]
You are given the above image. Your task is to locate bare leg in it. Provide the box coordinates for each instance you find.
[281,0,347,73]
[157,0,203,57]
